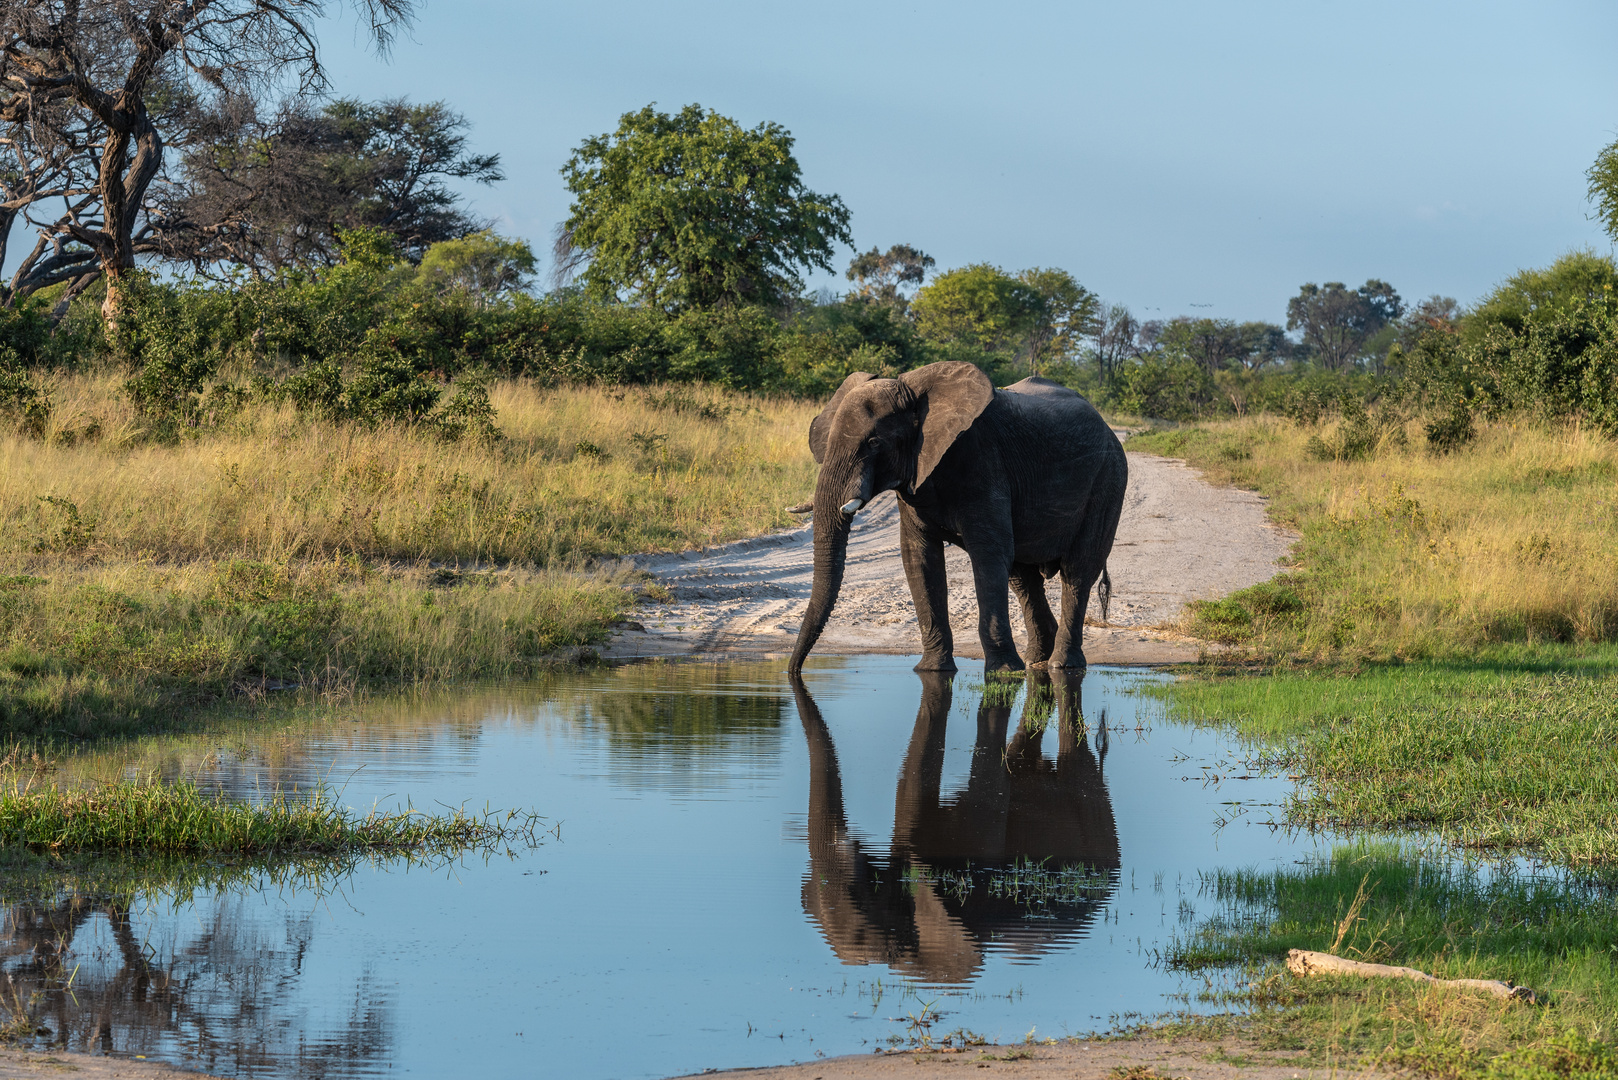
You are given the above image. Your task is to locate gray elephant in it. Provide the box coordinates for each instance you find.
[788,362,1128,674]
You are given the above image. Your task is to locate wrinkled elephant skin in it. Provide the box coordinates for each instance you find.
[788,362,1128,674]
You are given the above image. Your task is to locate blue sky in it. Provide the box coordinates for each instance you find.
[314,0,1618,324]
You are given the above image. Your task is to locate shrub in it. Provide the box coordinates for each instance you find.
[0,351,50,437]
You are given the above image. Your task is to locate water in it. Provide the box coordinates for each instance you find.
[0,657,1330,1079]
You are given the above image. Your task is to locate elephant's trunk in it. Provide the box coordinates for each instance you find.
[788,465,863,674]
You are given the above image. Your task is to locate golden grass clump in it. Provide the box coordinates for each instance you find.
[3,374,819,563]
[1130,416,1618,657]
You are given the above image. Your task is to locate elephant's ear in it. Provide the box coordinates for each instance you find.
[899,362,995,490]
[808,371,877,464]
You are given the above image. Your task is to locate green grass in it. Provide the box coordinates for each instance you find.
[1126,416,1618,1073]
[0,779,541,857]
[0,558,636,744]
[1157,843,1618,1079]
[1152,661,1618,875]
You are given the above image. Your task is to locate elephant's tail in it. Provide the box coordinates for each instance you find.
[1098,565,1112,625]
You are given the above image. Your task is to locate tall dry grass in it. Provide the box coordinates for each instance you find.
[0,375,820,740]
[1130,417,1618,657]
[4,374,819,563]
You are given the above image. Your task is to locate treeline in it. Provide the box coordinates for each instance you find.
[0,238,1084,441]
[6,241,1618,453]
[1110,251,1618,450]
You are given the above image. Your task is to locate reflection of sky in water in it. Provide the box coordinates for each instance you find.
[8,658,1330,1080]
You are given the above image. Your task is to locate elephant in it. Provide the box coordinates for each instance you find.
[791,669,1119,983]
[787,361,1128,675]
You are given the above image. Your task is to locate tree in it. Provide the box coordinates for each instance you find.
[1016,267,1098,375]
[417,229,536,307]
[1159,317,1245,374]
[0,0,414,321]
[1285,279,1404,370]
[1234,321,1293,370]
[557,103,852,312]
[1587,136,1618,243]
[1089,302,1143,381]
[909,263,1039,354]
[1158,317,1293,374]
[159,97,502,276]
[846,243,933,310]
[1466,252,1618,341]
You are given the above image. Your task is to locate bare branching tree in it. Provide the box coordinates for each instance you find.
[1090,302,1142,381]
[0,0,414,321]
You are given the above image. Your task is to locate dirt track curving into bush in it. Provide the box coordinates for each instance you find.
[605,435,1297,665]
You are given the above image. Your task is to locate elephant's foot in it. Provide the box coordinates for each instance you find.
[982,650,1026,674]
[1048,647,1087,673]
[914,653,958,673]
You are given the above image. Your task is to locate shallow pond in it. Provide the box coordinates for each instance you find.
[2,657,1329,1079]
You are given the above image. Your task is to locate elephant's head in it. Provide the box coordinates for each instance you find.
[788,362,995,674]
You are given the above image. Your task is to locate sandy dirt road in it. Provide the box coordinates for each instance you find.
[605,439,1296,665]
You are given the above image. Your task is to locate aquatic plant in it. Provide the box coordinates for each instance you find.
[0,780,545,858]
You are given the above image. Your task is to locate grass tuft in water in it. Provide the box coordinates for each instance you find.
[0,780,543,857]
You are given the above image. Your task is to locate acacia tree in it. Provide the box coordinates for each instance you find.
[159,97,501,276]
[0,0,414,321]
[1158,317,1291,374]
[1285,279,1403,370]
[557,103,852,312]
[845,243,933,310]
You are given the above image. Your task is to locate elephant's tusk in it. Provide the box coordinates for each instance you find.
[840,499,863,514]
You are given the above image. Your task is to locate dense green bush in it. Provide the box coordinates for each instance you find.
[2,229,954,441]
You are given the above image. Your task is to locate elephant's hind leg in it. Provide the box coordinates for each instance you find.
[1010,563,1058,667]
[1049,568,1100,671]
[1050,473,1125,672]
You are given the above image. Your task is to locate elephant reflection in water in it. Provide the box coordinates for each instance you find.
[792,669,1119,984]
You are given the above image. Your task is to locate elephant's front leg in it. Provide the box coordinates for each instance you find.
[899,506,956,672]
[968,546,1023,673]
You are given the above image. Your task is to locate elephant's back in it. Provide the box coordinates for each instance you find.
[997,378,1111,439]
[993,380,1123,473]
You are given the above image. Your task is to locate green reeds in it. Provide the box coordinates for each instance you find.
[1157,664,1618,875]
[0,780,542,858]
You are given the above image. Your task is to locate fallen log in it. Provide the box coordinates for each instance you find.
[1286,949,1540,1005]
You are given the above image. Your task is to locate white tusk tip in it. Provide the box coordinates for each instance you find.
[840,499,863,514]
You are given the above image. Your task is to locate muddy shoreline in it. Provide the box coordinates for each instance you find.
[669,1037,1391,1079]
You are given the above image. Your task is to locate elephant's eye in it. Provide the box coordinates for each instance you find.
[865,437,880,451]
